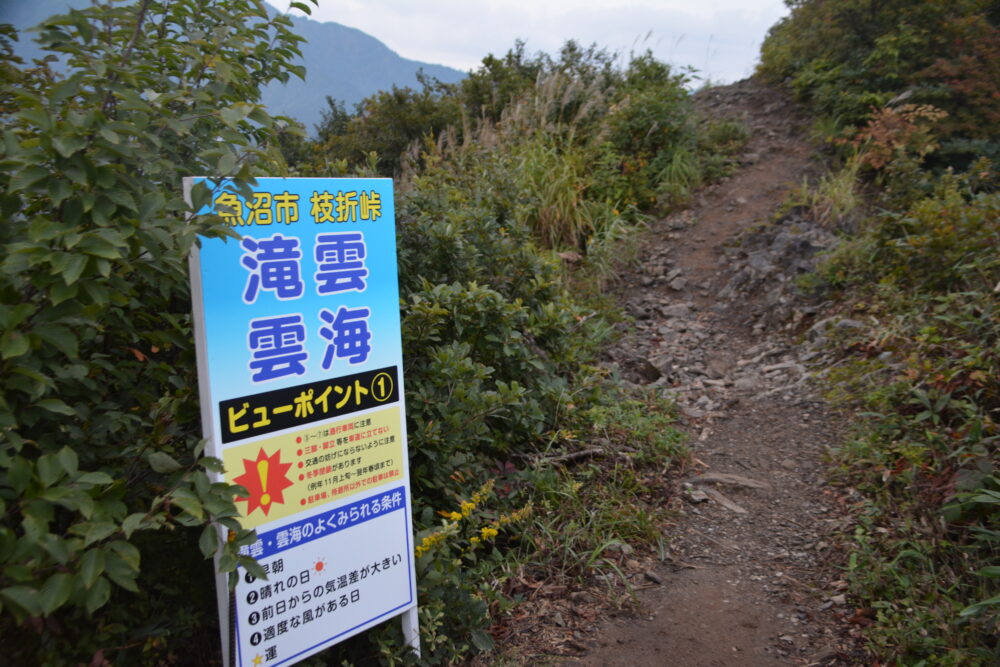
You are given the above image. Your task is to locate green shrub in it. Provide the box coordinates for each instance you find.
[818,181,1000,660]
[759,0,1000,150]
[0,9,700,662]
[0,0,310,662]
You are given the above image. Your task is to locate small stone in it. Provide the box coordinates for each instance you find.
[835,318,865,331]
[661,303,692,318]
[669,277,687,291]
[706,358,728,378]
[557,250,583,263]
[704,487,748,514]
[687,488,710,503]
[635,358,662,383]
[681,405,707,418]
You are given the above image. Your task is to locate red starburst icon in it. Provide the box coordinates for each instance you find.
[234,448,294,516]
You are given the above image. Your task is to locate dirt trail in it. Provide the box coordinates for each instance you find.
[571,79,864,666]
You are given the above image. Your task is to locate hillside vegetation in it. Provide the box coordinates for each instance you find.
[4,0,996,664]
[0,1,747,664]
[761,0,1000,662]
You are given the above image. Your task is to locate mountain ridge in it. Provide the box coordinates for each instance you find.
[0,0,466,132]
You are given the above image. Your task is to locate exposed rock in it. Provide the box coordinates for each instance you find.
[661,303,693,318]
[634,358,663,383]
[687,472,772,490]
[704,487,748,514]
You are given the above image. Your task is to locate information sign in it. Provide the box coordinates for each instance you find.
[186,177,418,667]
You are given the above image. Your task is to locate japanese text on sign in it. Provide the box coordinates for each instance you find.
[242,232,372,383]
[220,366,398,443]
[214,190,383,227]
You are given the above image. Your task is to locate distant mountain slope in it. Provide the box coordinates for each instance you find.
[0,0,466,132]
[265,11,465,132]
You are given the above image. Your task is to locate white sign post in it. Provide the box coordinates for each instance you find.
[186,177,419,667]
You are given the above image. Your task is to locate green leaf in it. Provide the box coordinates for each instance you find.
[104,552,139,593]
[199,456,224,473]
[237,555,267,581]
[217,151,237,174]
[48,74,81,106]
[39,534,71,565]
[52,134,86,158]
[108,540,140,571]
[470,628,495,652]
[76,471,113,486]
[218,551,237,573]
[121,513,146,538]
[57,446,79,476]
[35,398,76,416]
[60,253,88,285]
[7,457,32,493]
[49,281,79,305]
[1,332,30,360]
[79,547,105,589]
[960,593,1000,618]
[85,576,111,613]
[1,585,42,616]
[35,324,78,358]
[148,451,183,473]
[37,453,65,486]
[9,166,49,192]
[171,488,204,520]
[199,525,219,558]
[98,127,120,144]
[219,103,251,126]
[38,573,74,615]
[82,521,117,547]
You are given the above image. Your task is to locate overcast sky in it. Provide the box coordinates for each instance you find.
[268,1,790,85]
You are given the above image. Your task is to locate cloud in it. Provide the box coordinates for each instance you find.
[269,0,788,83]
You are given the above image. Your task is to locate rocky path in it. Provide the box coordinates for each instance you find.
[573,79,865,666]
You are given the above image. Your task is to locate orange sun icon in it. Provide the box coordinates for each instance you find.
[234,448,293,516]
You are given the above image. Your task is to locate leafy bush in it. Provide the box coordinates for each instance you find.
[311,44,699,663]
[0,6,698,663]
[312,82,461,177]
[815,153,1000,664]
[773,5,1000,659]
[759,0,1000,153]
[0,0,310,662]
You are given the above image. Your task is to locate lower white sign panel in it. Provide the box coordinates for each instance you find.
[232,486,415,666]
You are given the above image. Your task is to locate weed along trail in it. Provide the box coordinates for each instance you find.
[573,79,864,666]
